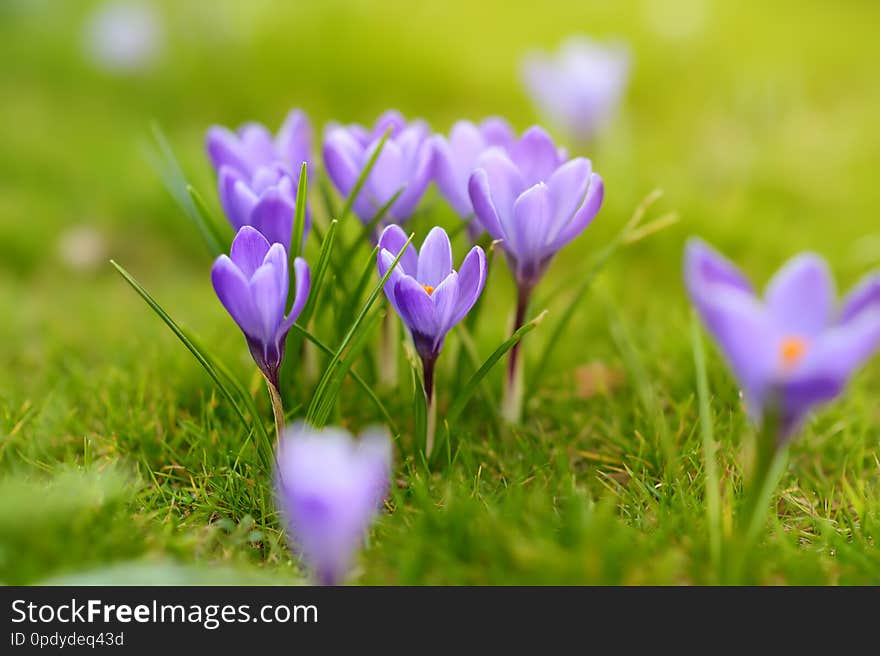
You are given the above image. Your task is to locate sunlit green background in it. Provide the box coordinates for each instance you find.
[1,0,878,584]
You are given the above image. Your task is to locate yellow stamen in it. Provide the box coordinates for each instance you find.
[422,285,435,296]
[780,336,808,370]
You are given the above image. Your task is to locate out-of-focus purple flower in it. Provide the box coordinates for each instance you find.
[323,110,433,225]
[211,226,310,388]
[207,110,312,180]
[431,117,516,219]
[377,225,487,375]
[468,126,603,291]
[84,1,164,74]
[207,111,313,249]
[522,36,629,143]
[275,423,392,586]
[685,238,880,439]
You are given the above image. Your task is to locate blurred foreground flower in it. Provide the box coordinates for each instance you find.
[207,111,313,249]
[522,36,629,143]
[275,424,392,586]
[686,238,880,439]
[431,117,515,236]
[323,110,433,227]
[211,226,310,392]
[468,126,604,421]
[378,225,487,453]
[84,1,164,73]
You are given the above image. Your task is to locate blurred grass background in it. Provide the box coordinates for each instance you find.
[0,0,878,584]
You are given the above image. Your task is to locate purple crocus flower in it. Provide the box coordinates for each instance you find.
[206,109,312,180]
[206,110,312,250]
[467,125,603,422]
[522,36,629,143]
[685,238,880,439]
[323,110,433,225]
[211,226,310,389]
[431,117,516,219]
[275,423,392,586]
[377,225,487,383]
[468,126,602,293]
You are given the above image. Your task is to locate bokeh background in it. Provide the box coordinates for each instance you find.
[1,0,878,584]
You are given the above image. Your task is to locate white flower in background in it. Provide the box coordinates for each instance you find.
[84,1,164,73]
[521,36,630,144]
[57,225,107,272]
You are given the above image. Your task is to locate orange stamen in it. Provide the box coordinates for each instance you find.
[779,336,808,370]
[422,285,435,296]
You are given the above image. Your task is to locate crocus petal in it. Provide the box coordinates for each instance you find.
[392,138,433,221]
[685,244,777,406]
[378,249,406,315]
[276,109,312,172]
[764,254,835,336]
[207,126,250,175]
[510,125,563,184]
[218,168,257,231]
[417,227,454,288]
[322,130,362,196]
[544,157,592,243]
[393,275,438,339]
[372,110,407,138]
[249,259,286,344]
[840,273,880,324]
[468,168,505,240]
[509,182,552,265]
[431,134,472,217]
[550,173,604,250]
[683,238,754,296]
[431,271,460,337]
[211,255,259,338]
[377,224,418,276]
[451,246,487,325]
[365,139,405,210]
[282,256,311,332]
[479,116,515,149]
[238,123,276,167]
[229,225,272,278]
[249,188,294,249]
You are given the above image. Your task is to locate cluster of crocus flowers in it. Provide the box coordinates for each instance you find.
[467,126,605,421]
[377,225,487,453]
[275,424,392,586]
[521,36,629,144]
[323,110,434,227]
[206,110,312,250]
[685,239,880,440]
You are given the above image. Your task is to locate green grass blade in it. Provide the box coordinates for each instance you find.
[186,184,232,253]
[691,311,722,578]
[299,219,338,327]
[291,162,308,259]
[340,186,405,265]
[146,122,225,257]
[110,261,258,444]
[336,245,380,337]
[305,233,415,426]
[446,310,548,425]
[288,322,398,434]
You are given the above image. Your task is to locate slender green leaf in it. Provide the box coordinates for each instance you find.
[291,162,308,259]
[447,310,548,424]
[340,186,404,265]
[186,185,232,253]
[146,122,225,257]
[299,219,338,326]
[336,246,380,337]
[110,261,260,450]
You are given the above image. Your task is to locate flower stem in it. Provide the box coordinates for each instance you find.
[727,412,789,583]
[423,355,437,457]
[263,374,285,446]
[378,313,399,387]
[501,284,531,424]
